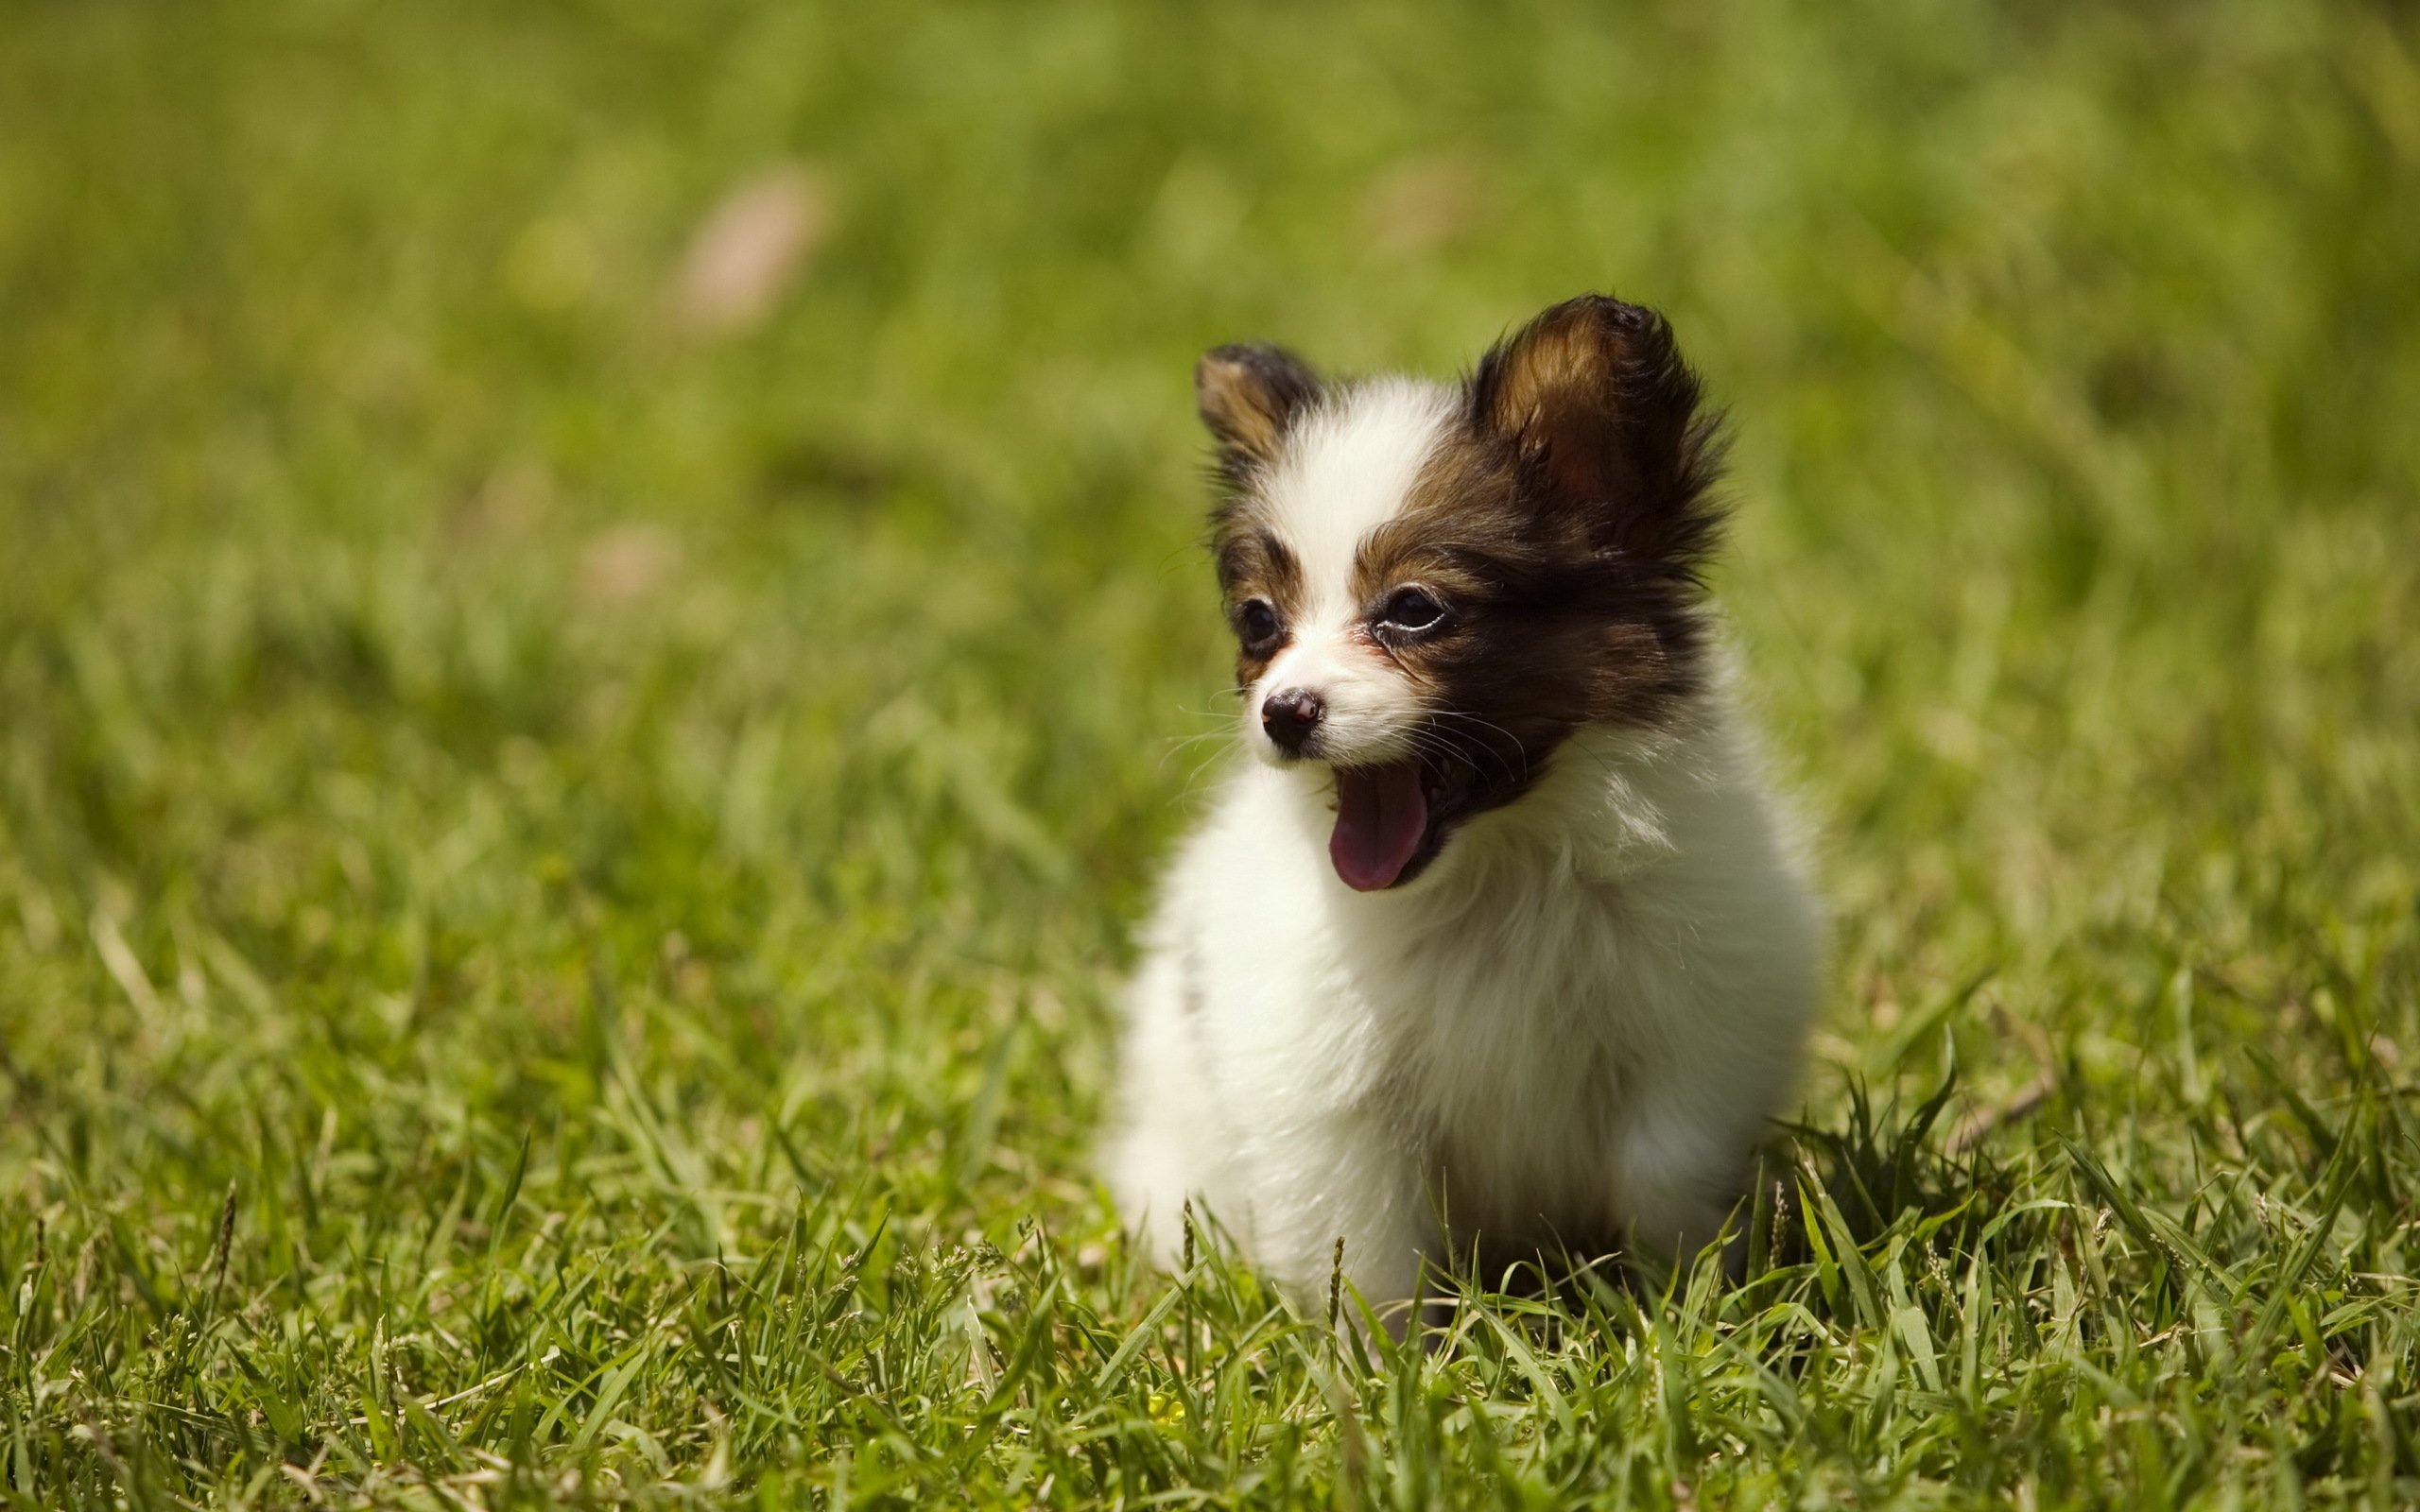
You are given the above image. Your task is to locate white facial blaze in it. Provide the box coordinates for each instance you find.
[1243,380,1457,765]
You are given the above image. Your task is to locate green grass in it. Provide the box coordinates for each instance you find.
[3,0,2417,1504]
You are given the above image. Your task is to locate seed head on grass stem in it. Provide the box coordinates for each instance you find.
[1327,1236,1344,1335]
[211,1182,236,1297]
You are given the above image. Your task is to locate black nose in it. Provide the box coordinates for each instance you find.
[1261,689,1325,755]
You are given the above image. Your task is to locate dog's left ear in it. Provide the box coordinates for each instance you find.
[1470,296,1722,565]
[1198,343,1322,482]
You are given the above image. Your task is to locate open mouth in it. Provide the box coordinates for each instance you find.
[1328,756,1468,892]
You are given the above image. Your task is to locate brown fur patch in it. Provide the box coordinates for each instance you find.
[1212,526,1306,683]
[1201,346,1325,686]
[1327,297,1724,836]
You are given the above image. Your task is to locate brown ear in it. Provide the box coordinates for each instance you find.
[1469,296,1721,565]
[1197,343,1322,480]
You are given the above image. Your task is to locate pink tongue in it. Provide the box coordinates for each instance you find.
[1329,763,1429,892]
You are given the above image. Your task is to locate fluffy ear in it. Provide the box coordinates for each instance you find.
[1469,296,1721,565]
[1197,343,1322,479]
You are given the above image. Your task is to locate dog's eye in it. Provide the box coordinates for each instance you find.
[1378,587,1446,634]
[1236,598,1282,648]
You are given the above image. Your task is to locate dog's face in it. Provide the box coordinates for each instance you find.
[1198,296,1723,891]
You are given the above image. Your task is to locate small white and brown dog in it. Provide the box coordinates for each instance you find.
[1106,295,1822,1314]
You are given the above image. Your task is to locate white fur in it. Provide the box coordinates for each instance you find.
[1107,379,1823,1316]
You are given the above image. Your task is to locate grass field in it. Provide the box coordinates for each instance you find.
[4,0,2419,1505]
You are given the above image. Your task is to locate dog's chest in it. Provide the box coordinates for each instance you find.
[1341,880,1643,1236]
[1345,868,1638,1127]
[1185,763,1655,1137]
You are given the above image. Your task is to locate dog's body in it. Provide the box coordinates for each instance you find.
[1107,297,1821,1312]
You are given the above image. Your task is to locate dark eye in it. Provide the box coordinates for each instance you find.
[1236,598,1281,649]
[1378,587,1446,634]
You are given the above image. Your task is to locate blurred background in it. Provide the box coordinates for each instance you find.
[1,0,2416,1500]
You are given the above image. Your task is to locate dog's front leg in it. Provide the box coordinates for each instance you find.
[1240,1113,1435,1336]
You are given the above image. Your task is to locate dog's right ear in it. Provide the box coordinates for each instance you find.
[1197,344,1322,480]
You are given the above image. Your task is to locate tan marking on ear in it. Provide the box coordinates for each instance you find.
[1199,358,1282,459]
[1196,343,1322,475]
[1478,310,1606,444]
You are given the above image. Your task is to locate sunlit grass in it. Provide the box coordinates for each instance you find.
[2,0,2417,1505]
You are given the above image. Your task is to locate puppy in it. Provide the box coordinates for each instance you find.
[1106,295,1822,1316]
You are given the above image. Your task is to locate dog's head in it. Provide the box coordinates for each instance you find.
[1198,295,1724,892]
